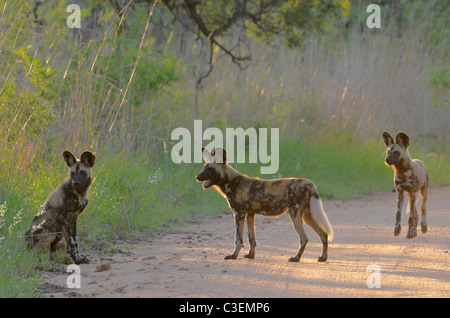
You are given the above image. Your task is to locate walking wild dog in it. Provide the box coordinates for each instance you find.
[383,132,429,239]
[25,151,96,264]
[196,147,334,262]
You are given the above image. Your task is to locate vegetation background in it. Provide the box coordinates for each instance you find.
[0,0,448,296]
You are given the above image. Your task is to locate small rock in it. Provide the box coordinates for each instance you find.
[96,263,111,272]
[114,285,128,293]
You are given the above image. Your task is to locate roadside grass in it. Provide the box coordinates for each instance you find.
[0,180,48,297]
[1,134,449,297]
[0,241,44,297]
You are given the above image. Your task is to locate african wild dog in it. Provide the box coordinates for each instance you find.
[383,132,429,239]
[196,147,334,262]
[25,151,96,264]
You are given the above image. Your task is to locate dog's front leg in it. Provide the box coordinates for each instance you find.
[225,212,245,260]
[406,192,418,239]
[244,213,256,259]
[394,189,404,236]
[63,222,89,264]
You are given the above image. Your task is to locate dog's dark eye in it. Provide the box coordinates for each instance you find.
[393,151,399,155]
[80,170,87,176]
[71,172,75,177]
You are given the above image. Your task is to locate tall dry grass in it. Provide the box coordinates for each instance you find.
[1,1,448,178]
[0,0,167,175]
[164,24,448,148]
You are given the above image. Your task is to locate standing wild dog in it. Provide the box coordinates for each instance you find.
[383,132,429,239]
[196,147,334,262]
[25,151,96,264]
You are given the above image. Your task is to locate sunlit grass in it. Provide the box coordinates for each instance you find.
[0,0,448,297]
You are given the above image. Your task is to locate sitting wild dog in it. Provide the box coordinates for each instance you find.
[196,147,334,262]
[25,151,96,264]
[383,132,429,239]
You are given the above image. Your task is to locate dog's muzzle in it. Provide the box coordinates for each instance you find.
[196,175,213,189]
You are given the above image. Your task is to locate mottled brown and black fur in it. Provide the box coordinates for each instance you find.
[25,151,96,264]
[196,147,334,262]
[383,132,429,239]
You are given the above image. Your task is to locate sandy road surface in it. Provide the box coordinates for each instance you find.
[42,187,449,298]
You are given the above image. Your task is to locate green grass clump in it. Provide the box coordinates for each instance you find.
[0,180,44,297]
[279,137,393,199]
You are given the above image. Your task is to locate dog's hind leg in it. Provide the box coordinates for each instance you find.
[49,232,66,262]
[244,213,256,259]
[225,212,245,260]
[33,233,56,253]
[303,212,328,262]
[420,187,428,233]
[288,205,308,262]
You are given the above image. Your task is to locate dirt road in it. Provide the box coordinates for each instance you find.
[42,187,449,298]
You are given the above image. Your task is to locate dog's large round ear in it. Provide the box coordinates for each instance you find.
[396,132,409,149]
[382,132,395,147]
[212,147,227,164]
[202,147,213,163]
[80,151,96,168]
[63,151,77,167]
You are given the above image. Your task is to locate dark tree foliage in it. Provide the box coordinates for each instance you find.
[109,0,350,85]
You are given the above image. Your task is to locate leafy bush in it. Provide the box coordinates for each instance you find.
[0,49,58,140]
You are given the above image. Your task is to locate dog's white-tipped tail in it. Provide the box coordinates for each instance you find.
[309,195,334,242]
